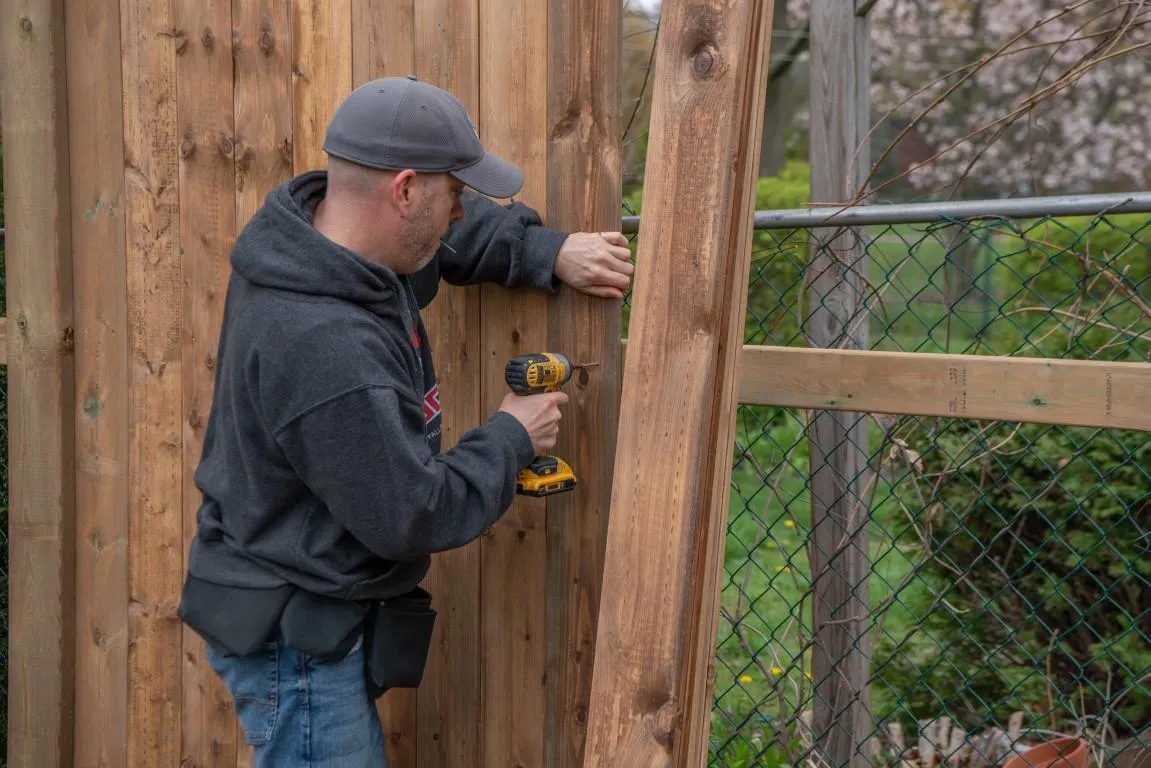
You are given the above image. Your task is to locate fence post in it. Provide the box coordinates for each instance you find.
[807,3,873,768]
[0,0,77,765]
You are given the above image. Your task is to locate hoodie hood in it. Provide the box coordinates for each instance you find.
[230,170,402,314]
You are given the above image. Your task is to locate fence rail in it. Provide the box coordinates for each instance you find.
[620,191,1151,768]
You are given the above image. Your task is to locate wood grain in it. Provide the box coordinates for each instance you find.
[478,0,550,764]
[805,3,873,766]
[65,0,129,765]
[544,0,622,765]
[121,0,185,763]
[292,0,353,172]
[352,0,414,87]
[0,0,77,765]
[411,1,484,765]
[175,0,238,764]
[234,0,292,227]
[581,0,773,764]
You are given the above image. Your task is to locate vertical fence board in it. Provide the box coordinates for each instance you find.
[292,0,353,173]
[65,1,130,765]
[581,0,772,764]
[234,0,292,228]
[544,1,622,765]
[412,1,483,765]
[352,0,413,86]
[806,2,874,767]
[175,0,239,765]
[232,6,292,764]
[120,0,185,764]
[0,0,76,765]
[478,1,550,765]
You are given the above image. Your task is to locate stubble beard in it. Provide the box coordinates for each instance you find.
[400,194,440,272]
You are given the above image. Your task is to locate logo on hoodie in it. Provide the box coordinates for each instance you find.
[423,384,441,425]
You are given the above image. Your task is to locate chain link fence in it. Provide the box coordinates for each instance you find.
[620,193,1151,768]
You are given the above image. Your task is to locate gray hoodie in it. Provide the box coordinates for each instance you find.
[178,170,567,655]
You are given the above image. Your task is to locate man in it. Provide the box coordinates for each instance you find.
[177,76,633,766]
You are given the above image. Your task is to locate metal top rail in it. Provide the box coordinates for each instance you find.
[618,191,1151,233]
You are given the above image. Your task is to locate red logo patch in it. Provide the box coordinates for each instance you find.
[422,384,441,424]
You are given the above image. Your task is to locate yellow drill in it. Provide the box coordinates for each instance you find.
[504,352,596,497]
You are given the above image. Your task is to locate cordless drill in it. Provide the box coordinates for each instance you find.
[504,352,595,497]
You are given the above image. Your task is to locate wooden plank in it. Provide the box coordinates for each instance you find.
[175,0,239,765]
[478,0,550,764]
[121,0,184,763]
[64,1,129,765]
[410,2,482,766]
[234,0,292,228]
[805,2,873,765]
[582,0,773,764]
[352,0,414,87]
[0,0,76,765]
[292,0,353,173]
[476,0,547,764]
[231,6,292,764]
[681,3,772,764]
[544,0,622,766]
[739,345,1151,430]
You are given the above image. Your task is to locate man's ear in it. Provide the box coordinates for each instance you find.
[390,169,418,217]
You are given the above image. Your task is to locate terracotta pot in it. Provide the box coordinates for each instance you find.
[1003,737,1090,768]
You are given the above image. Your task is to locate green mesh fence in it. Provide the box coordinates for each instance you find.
[621,197,1151,768]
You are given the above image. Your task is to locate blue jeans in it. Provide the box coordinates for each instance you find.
[206,633,387,767]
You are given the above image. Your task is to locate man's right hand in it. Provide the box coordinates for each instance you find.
[499,391,569,455]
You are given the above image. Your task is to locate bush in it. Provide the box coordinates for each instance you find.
[874,418,1151,736]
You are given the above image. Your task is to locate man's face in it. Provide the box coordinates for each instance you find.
[397,173,465,273]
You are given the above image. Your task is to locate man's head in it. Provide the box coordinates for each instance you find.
[314,77,523,274]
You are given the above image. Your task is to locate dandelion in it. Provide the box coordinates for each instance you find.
[771,666,783,676]
[739,674,753,684]
[784,519,795,528]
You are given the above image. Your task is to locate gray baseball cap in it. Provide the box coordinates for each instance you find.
[323,75,524,198]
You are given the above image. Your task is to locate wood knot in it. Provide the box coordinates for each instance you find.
[17,313,28,332]
[204,354,216,370]
[258,23,275,54]
[578,368,590,386]
[691,43,718,78]
[575,706,588,726]
[217,134,235,157]
[511,329,521,344]
[188,409,202,429]
[19,16,32,35]
[62,326,75,354]
[180,136,196,159]
[201,26,215,50]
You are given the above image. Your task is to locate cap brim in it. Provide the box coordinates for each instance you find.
[451,152,524,198]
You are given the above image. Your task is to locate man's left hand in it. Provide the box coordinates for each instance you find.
[554,232,634,299]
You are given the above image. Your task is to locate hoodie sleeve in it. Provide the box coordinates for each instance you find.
[436,190,568,292]
[273,384,536,561]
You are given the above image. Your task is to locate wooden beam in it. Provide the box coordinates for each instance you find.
[478,0,550,762]
[66,0,129,764]
[582,0,773,764]
[545,0,622,765]
[175,0,240,763]
[0,0,77,765]
[806,1,873,766]
[739,345,1151,431]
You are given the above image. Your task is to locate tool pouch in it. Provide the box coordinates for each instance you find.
[364,586,437,699]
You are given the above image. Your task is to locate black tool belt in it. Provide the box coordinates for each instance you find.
[179,574,437,699]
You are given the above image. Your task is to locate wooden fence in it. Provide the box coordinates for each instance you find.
[0,0,621,765]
